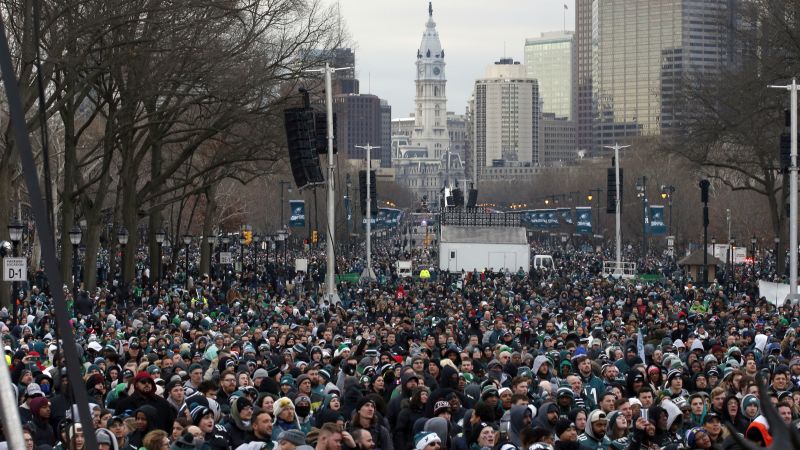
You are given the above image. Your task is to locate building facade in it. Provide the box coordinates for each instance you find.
[590,0,738,152]
[472,59,541,179]
[540,113,578,166]
[524,31,575,120]
[333,94,383,162]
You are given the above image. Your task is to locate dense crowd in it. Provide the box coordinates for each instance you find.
[3,231,800,450]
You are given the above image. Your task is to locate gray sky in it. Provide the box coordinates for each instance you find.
[328,0,575,119]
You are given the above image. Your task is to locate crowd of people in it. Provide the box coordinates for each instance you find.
[3,228,800,450]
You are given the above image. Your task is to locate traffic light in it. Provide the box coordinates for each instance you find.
[243,230,253,245]
[315,112,337,154]
[284,107,324,188]
[781,109,792,173]
[312,230,318,244]
[607,167,623,213]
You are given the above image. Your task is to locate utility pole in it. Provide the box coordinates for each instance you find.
[355,144,379,282]
[306,63,350,305]
[604,143,630,273]
[769,79,800,304]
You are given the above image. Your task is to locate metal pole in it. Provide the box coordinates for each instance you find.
[323,63,339,304]
[0,342,25,450]
[769,79,800,303]
[668,195,673,236]
[604,143,629,273]
[791,79,798,300]
[72,243,78,298]
[185,244,190,289]
[640,176,648,259]
[355,144,379,282]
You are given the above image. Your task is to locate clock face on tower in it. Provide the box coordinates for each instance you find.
[433,67,441,76]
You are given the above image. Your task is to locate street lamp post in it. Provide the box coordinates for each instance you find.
[660,185,676,235]
[636,176,649,259]
[279,181,292,230]
[587,188,603,235]
[239,234,246,275]
[155,228,166,284]
[182,234,192,289]
[355,144,380,282]
[8,219,23,322]
[604,143,630,271]
[775,236,781,276]
[117,227,129,302]
[221,235,230,280]
[265,235,271,270]
[729,238,736,277]
[253,234,261,275]
[206,233,216,277]
[69,225,82,297]
[751,235,757,277]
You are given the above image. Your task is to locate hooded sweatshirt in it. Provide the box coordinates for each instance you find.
[127,405,159,449]
[532,401,559,434]
[226,396,253,449]
[506,405,529,448]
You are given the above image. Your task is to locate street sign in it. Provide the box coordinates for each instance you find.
[219,252,233,264]
[3,257,26,281]
[296,258,308,273]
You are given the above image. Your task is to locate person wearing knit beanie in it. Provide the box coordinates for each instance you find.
[414,431,441,450]
[278,429,307,447]
[190,405,212,426]
[273,396,299,434]
[685,426,710,448]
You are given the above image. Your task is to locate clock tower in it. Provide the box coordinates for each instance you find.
[412,2,449,160]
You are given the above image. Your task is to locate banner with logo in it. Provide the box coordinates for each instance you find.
[519,210,535,228]
[557,208,573,226]
[344,195,352,225]
[531,210,545,229]
[545,209,559,228]
[376,208,389,228]
[648,205,666,235]
[575,207,592,234]
[289,200,305,228]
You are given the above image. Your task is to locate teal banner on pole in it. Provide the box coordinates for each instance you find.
[289,200,305,228]
[344,196,352,224]
[649,205,666,235]
[376,208,388,228]
[576,207,592,234]
[545,209,558,228]
[558,208,573,226]
[532,210,546,228]
[520,210,535,228]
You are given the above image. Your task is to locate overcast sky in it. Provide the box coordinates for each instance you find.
[327,0,576,119]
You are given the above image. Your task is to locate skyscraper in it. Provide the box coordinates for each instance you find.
[524,31,575,120]
[574,0,593,154]
[590,0,738,152]
[472,59,540,177]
